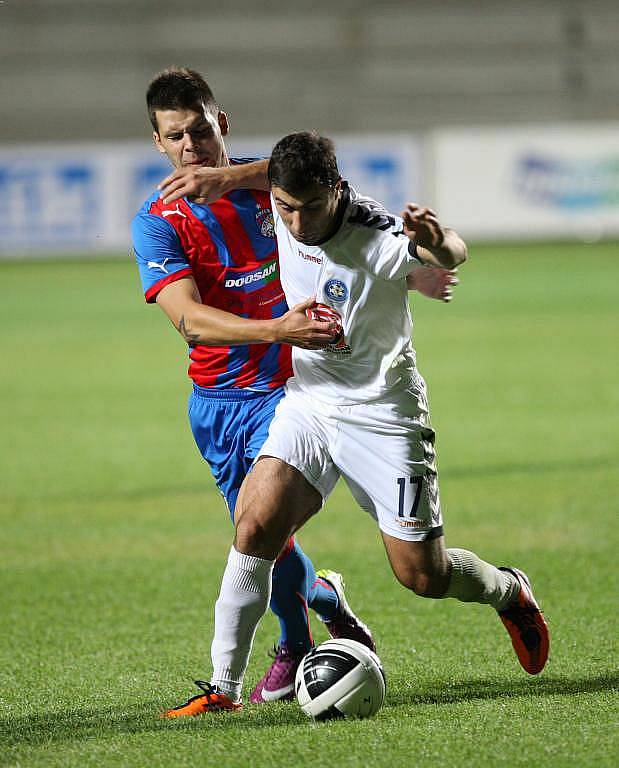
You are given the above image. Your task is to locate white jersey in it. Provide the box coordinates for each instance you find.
[273,183,425,405]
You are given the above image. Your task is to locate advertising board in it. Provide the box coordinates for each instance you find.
[0,135,422,257]
[432,123,619,240]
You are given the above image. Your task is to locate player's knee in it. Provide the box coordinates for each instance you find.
[411,571,444,598]
[397,565,450,598]
[235,512,289,560]
[235,513,269,549]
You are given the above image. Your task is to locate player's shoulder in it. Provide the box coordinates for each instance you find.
[133,190,161,221]
[133,193,192,228]
[345,185,404,239]
[131,191,186,247]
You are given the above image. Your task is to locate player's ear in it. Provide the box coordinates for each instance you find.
[218,111,229,137]
[153,131,166,155]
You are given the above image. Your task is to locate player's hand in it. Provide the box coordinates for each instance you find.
[407,266,459,302]
[274,297,340,349]
[402,203,467,268]
[158,166,232,205]
[402,204,445,250]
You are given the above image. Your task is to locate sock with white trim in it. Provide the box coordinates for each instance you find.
[210,546,274,702]
[443,548,520,611]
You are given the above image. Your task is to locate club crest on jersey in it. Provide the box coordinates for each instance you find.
[256,207,275,238]
[324,279,348,303]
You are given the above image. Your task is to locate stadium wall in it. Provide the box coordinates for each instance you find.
[1,124,617,258]
[1,0,618,140]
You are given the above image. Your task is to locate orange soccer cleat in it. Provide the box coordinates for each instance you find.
[498,567,550,675]
[161,681,242,718]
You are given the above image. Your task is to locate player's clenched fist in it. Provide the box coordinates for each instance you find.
[402,203,467,269]
[305,303,343,343]
[402,204,445,250]
[274,297,340,349]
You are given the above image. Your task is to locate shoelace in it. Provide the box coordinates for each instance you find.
[267,644,302,662]
[194,680,221,699]
[263,645,303,685]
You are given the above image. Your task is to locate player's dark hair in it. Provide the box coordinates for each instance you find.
[146,67,218,131]
[268,132,340,194]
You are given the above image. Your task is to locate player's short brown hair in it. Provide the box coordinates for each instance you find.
[268,132,340,194]
[146,67,218,131]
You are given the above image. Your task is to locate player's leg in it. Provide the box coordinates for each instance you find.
[209,393,347,704]
[168,388,305,713]
[336,399,549,675]
[244,390,338,660]
[162,388,258,717]
[381,532,515,605]
[243,391,340,704]
[190,388,323,654]
[184,387,339,706]
[252,387,375,653]
[209,456,323,702]
[270,541,338,652]
[380,533,549,674]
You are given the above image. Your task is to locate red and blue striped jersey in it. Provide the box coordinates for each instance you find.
[132,170,292,390]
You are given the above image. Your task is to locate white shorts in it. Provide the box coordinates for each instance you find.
[258,379,443,542]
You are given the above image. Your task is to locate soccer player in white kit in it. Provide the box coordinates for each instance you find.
[190,132,550,710]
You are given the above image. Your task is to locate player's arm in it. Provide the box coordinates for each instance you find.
[158,159,269,205]
[156,277,337,350]
[402,204,467,269]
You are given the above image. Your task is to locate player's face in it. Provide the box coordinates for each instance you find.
[272,183,341,245]
[153,104,229,169]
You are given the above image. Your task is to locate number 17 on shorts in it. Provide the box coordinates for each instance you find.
[394,472,442,539]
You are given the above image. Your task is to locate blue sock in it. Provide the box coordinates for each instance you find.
[270,539,338,654]
[309,571,339,622]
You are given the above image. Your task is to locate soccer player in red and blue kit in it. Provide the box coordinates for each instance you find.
[132,68,376,707]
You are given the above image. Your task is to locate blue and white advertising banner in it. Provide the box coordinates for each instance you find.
[0,135,421,257]
[431,123,619,240]
[0,142,169,256]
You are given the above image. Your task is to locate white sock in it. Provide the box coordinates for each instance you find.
[443,548,520,611]
[210,546,274,702]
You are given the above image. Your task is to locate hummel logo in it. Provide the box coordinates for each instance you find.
[147,258,170,274]
[161,204,187,219]
[298,249,322,265]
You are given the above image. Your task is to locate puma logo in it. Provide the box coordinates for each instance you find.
[147,258,170,274]
[161,204,187,219]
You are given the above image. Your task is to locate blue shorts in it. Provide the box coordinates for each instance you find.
[188,384,285,520]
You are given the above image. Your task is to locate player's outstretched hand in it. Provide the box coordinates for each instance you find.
[275,297,339,349]
[407,266,459,302]
[158,166,231,205]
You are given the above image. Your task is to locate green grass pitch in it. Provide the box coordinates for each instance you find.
[1,242,617,767]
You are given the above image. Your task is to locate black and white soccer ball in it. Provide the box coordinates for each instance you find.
[295,638,386,720]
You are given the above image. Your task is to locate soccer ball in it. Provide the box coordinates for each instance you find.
[295,638,386,720]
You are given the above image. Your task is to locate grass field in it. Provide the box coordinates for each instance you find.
[1,242,617,767]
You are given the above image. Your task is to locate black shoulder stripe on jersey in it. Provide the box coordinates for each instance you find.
[230,156,263,165]
[348,204,401,236]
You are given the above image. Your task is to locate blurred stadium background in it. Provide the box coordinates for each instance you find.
[1,0,618,256]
